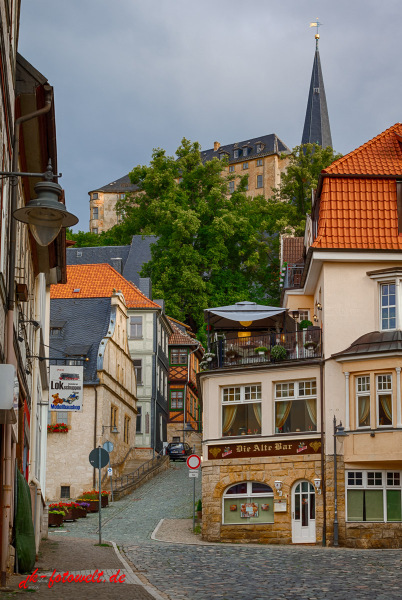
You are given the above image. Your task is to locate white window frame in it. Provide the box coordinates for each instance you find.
[274,379,317,434]
[233,149,239,159]
[356,375,371,429]
[129,316,143,339]
[367,271,402,331]
[346,470,402,523]
[221,384,262,438]
[380,282,397,331]
[376,373,393,427]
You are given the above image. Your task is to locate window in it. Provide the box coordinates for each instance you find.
[244,181,248,191]
[111,405,118,429]
[298,310,309,322]
[92,228,98,234]
[228,181,235,194]
[229,165,234,173]
[256,159,263,166]
[223,482,274,524]
[92,207,99,220]
[56,411,68,424]
[377,374,392,426]
[170,348,187,365]
[92,193,98,199]
[256,174,263,188]
[66,358,82,366]
[356,376,370,428]
[60,486,70,499]
[124,415,130,443]
[171,390,184,410]
[136,406,142,433]
[243,148,248,157]
[50,327,62,337]
[256,144,263,153]
[242,162,249,170]
[275,380,317,434]
[222,384,261,437]
[346,470,402,522]
[381,283,396,330]
[133,359,142,384]
[129,316,142,339]
[233,149,239,159]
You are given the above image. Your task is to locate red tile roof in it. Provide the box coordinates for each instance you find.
[168,319,199,346]
[282,236,304,264]
[324,123,402,175]
[50,264,160,308]
[312,124,402,250]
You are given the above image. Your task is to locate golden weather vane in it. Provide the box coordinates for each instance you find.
[309,19,323,48]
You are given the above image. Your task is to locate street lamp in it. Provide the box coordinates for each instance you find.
[12,160,78,246]
[333,416,347,547]
[102,425,119,435]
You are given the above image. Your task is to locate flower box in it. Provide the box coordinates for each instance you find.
[47,423,68,433]
[48,512,64,527]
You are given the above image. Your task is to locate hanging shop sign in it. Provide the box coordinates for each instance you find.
[207,438,322,460]
[49,366,83,411]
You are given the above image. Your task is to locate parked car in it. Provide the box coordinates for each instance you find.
[166,442,192,461]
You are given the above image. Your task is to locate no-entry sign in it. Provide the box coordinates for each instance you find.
[187,454,201,470]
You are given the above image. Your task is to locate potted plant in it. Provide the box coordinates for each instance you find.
[101,491,110,508]
[196,499,202,519]
[298,320,313,330]
[254,346,268,356]
[304,340,318,350]
[47,423,69,433]
[270,345,287,362]
[199,360,209,371]
[204,352,215,363]
[48,510,65,527]
[75,502,90,517]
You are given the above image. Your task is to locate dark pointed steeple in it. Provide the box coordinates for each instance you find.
[301,33,332,147]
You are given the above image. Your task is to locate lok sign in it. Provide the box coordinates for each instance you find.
[49,366,83,412]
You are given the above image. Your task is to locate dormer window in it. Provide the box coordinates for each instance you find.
[243,147,248,157]
[50,320,66,337]
[233,149,239,159]
[220,153,228,161]
[256,143,264,153]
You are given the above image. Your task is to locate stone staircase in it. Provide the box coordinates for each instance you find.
[103,452,170,500]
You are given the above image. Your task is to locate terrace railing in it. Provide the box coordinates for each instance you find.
[207,329,322,370]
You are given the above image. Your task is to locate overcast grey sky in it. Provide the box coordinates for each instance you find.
[18,1,402,231]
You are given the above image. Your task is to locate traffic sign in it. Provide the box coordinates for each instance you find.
[103,441,114,453]
[89,447,109,469]
[107,467,113,476]
[189,471,199,478]
[187,454,201,470]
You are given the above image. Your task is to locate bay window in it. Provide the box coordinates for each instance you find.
[275,380,317,434]
[222,384,261,437]
[346,470,402,522]
[377,374,393,426]
[356,376,370,428]
[223,482,274,524]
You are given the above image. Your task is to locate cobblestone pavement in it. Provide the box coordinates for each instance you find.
[53,461,402,600]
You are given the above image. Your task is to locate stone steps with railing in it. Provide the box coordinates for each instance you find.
[103,451,169,500]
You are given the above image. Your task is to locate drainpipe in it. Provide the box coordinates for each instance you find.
[320,361,326,546]
[2,86,53,586]
[93,386,97,488]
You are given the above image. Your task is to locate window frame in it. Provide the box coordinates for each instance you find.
[355,375,371,429]
[170,389,184,411]
[170,347,188,365]
[376,373,393,427]
[256,159,263,166]
[228,180,235,194]
[274,379,317,435]
[346,470,402,523]
[221,384,262,438]
[380,282,397,331]
[136,406,142,433]
[129,316,143,339]
[229,165,234,173]
[256,174,263,188]
[92,207,99,220]
[242,162,249,170]
[133,359,142,385]
[124,415,130,444]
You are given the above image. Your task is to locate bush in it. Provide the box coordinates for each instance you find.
[270,345,287,361]
[196,499,202,512]
[298,320,313,330]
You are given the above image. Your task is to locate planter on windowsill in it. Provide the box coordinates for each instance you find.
[47,424,68,433]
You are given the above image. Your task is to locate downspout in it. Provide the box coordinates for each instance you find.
[2,86,53,586]
[93,386,97,488]
[320,361,326,546]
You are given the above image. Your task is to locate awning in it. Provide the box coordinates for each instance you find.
[204,301,293,331]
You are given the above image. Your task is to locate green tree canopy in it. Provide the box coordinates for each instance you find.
[274,143,342,215]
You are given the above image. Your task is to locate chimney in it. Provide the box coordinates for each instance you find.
[214,141,220,152]
[110,258,123,274]
[138,277,152,300]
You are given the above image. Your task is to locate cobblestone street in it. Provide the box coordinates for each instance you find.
[53,461,402,600]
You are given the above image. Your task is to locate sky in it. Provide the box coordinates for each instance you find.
[18,0,402,231]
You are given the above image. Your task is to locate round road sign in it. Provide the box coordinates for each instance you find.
[187,454,201,470]
[103,441,114,453]
[89,447,109,469]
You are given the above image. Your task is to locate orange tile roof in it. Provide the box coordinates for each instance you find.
[168,319,199,346]
[312,124,402,250]
[50,264,160,308]
[282,236,304,264]
[324,123,402,175]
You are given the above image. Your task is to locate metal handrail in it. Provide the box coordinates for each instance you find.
[113,449,165,491]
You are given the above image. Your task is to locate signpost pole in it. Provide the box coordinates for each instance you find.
[193,475,195,532]
[109,458,114,503]
[98,447,102,545]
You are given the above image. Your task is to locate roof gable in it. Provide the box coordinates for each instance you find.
[50,264,160,309]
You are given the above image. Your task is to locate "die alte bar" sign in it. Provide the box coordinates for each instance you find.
[208,438,322,460]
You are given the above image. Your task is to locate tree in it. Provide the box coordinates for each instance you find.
[112,138,300,332]
[274,143,342,216]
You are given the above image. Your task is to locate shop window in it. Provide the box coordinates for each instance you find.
[275,380,317,434]
[356,376,370,428]
[376,374,392,426]
[223,481,274,524]
[170,348,187,365]
[171,390,184,410]
[346,470,402,522]
[222,384,261,437]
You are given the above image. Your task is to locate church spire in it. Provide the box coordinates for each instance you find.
[301,22,332,148]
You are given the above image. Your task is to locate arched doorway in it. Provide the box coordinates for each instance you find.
[291,480,316,543]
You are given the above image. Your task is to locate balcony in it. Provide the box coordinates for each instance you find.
[284,264,304,289]
[205,330,322,370]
